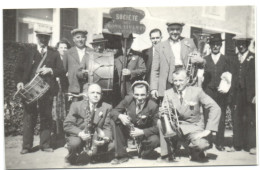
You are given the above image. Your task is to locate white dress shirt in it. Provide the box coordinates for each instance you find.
[170,40,183,65]
[238,50,249,64]
[76,47,86,62]
[211,53,221,64]
[37,45,47,55]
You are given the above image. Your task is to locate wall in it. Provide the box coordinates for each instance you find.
[77,6,255,51]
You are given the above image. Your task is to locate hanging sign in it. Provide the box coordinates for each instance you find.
[106,7,146,38]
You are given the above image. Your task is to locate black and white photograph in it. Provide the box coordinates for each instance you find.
[1,0,258,169]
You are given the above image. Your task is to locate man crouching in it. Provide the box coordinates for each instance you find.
[110,80,160,164]
[157,68,221,162]
[63,83,114,165]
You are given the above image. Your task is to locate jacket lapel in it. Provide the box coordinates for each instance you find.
[163,40,173,64]
[147,47,153,68]
[127,100,137,123]
[93,107,103,125]
[72,47,80,64]
[180,38,190,66]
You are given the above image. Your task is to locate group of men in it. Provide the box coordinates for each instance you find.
[15,20,256,166]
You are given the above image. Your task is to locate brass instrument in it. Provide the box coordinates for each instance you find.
[186,51,199,86]
[82,103,107,156]
[160,95,183,138]
[160,95,183,160]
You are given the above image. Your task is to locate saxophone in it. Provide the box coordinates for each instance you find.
[82,102,108,156]
[82,101,95,156]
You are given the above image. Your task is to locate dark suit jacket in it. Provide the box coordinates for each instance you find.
[230,51,255,103]
[142,47,153,84]
[63,46,93,93]
[110,95,159,137]
[150,37,197,97]
[203,54,231,94]
[63,99,113,140]
[114,49,146,95]
[15,46,65,96]
[163,86,221,135]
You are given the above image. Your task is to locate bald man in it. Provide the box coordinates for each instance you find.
[64,83,114,165]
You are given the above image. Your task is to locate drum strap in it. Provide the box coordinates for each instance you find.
[36,51,48,73]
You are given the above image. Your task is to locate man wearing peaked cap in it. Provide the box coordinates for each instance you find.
[202,33,231,152]
[229,35,256,154]
[15,27,65,154]
[166,22,185,27]
[71,29,88,36]
[110,80,159,164]
[90,33,108,53]
[63,28,93,103]
[150,21,205,103]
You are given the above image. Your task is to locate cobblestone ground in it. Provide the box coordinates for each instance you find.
[4,130,257,169]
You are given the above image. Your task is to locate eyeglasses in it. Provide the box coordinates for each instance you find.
[151,37,161,40]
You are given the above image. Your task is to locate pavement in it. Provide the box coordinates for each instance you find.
[4,130,258,169]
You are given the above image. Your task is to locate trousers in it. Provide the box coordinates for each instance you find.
[112,120,159,158]
[22,93,53,150]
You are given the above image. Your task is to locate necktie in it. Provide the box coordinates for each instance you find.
[90,104,95,123]
[40,48,45,56]
[179,91,183,104]
[137,103,142,114]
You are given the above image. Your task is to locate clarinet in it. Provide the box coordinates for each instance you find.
[126,109,143,157]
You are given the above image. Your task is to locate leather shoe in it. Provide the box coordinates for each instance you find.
[216,145,225,151]
[42,148,54,152]
[234,146,242,151]
[111,157,129,165]
[156,157,175,163]
[20,149,30,154]
[249,148,256,155]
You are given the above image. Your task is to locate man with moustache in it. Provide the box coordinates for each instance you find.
[63,29,93,102]
[229,36,256,154]
[150,22,204,104]
[15,28,65,154]
[202,33,231,151]
[142,29,162,84]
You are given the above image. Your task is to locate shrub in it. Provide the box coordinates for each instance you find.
[3,42,40,136]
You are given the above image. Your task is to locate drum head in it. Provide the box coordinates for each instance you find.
[88,52,114,91]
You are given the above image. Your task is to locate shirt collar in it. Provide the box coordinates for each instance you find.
[177,88,186,96]
[37,45,47,53]
[238,50,249,63]
[211,52,221,58]
[89,102,97,111]
[169,38,181,44]
[239,50,249,57]
[76,46,86,52]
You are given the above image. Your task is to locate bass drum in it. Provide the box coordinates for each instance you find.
[88,51,114,91]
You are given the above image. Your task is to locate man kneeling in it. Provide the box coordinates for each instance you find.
[110,81,160,164]
[157,68,221,162]
[63,83,114,165]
